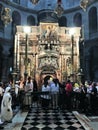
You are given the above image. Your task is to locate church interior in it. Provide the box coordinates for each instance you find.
[0,0,98,130]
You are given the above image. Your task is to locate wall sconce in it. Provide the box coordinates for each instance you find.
[1,8,12,26]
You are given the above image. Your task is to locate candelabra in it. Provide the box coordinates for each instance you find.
[23,26,31,80]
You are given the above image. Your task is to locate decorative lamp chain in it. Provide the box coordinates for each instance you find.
[55,0,64,17]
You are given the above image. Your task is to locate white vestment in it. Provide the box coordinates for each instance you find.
[15,84,19,96]
[1,87,13,122]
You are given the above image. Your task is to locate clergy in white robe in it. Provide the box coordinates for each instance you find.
[1,87,13,122]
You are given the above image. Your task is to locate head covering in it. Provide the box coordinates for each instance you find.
[5,87,11,93]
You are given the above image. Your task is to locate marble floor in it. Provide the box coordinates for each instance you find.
[88,116,98,130]
[0,107,95,130]
[21,108,85,130]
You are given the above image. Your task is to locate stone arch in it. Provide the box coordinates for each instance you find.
[12,11,21,36]
[73,13,82,27]
[0,44,3,80]
[39,69,57,86]
[58,16,67,27]
[89,7,97,34]
[89,45,98,81]
[44,75,52,82]
[27,15,35,26]
[12,11,21,25]
[0,4,4,31]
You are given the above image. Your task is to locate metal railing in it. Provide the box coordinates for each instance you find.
[11,90,98,112]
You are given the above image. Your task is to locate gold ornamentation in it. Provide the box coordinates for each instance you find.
[30,0,39,4]
[1,8,12,26]
[80,0,94,11]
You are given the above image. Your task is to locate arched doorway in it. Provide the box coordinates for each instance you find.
[44,75,52,83]
[38,69,57,88]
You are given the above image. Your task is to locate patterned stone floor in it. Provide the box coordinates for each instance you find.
[0,107,94,130]
[21,108,85,130]
[0,107,27,130]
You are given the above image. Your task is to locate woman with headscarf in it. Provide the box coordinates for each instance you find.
[0,87,13,123]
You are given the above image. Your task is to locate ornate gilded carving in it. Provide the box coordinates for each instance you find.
[38,56,59,69]
[1,8,12,26]
[30,0,39,4]
[80,0,94,11]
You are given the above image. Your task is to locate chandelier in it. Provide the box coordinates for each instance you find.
[1,8,12,26]
[80,0,94,11]
[30,0,39,4]
[29,0,95,13]
[55,0,64,17]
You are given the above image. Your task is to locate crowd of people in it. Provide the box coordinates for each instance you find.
[0,76,98,124]
[41,78,98,114]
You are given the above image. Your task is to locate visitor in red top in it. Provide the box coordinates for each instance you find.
[65,80,73,110]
